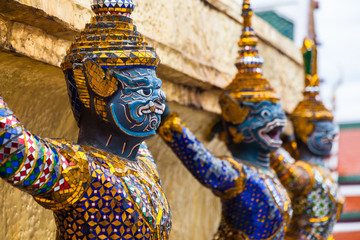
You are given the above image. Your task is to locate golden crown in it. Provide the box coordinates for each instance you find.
[224,0,279,103]
[291,38,334,143]
[61,0,159,70]
[220,0,279,125]
[291,38,333,122]
[61,0,160,122]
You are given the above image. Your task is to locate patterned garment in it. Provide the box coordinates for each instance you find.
[271,148,344,240]
[158,114,292,239]
[0,98,171,239]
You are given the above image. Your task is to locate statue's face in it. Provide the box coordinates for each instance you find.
[108,68,166,138]
[230,101,286,152]
[307,120,337,156]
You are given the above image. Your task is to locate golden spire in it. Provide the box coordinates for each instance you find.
[224,0,279,103]
[301,38,320,96]
[220,0,279,125]
[291,38,333,142]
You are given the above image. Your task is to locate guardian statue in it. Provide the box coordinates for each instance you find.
[158,1,292,239]
[0,0,171,239]
[270,38,344,240]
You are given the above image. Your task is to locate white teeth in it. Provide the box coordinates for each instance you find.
[138,101,165,116]
[160,103,166,111]
[257,119,286,147]
[155,109,163,114]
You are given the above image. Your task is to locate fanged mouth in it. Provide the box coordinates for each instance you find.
[258,119,286,148]
[138,101,165,116]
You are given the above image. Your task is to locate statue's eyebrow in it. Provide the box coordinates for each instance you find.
[114,72,151,87]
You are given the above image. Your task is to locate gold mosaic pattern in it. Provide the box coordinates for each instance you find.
[34,140,91,210]
[73,64,91,108]
[94,96,108,121]
[61,14,160,71]
[36,139,171,239]
[270,152,314,196]
[221,0,279,103]
[291,95,334,121]
[219,93,249,125]
[157,113,184,143]
[84,60,118,98]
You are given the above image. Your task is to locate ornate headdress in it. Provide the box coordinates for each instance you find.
[61,0,160,122]
[220,0,279,124]
[291,38,334,143]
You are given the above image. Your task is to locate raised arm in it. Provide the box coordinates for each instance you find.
[0,97,89,210]
[158,113,243,196]
[270,147,314,195]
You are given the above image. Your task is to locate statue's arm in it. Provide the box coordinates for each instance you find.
[0,97,89,209]
[158,113,243,195]
[270,148,314,195]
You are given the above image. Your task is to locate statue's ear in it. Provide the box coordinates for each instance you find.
[204,117,222,141]
[82,58,118,98]
[72,63,91,108]
[219,93,249,125]
[293,118,314,144]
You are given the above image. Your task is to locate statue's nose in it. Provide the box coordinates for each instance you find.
[276,109,286,119]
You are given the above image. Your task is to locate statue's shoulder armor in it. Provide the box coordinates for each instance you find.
[213,157,246,199]
[293,160,316,194]
[34,139,91,210]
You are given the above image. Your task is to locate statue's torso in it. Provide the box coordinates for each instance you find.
[287,164,343,240]
[37,140,171,240]
[215,161,292,240]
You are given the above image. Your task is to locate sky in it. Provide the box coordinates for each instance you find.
[236,0,360,123]
[317,0,360,123]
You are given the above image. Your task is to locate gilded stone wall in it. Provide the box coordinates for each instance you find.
[0,0,304,113]
[0,0,304,239]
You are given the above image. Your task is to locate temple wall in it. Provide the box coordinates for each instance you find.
[0,0,304,239]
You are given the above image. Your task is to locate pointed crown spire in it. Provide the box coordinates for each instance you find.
[224,0,279,103]
[91,0,136,17]
[291,38,333,139]
[302,38,320,95]
[219,0,279,125]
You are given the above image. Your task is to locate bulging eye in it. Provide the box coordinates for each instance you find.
[137,89,153,97]
[261,110,271,118]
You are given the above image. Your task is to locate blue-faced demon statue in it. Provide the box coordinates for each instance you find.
[270,38,344,240]
[158,1,292,239]
[0,1,171,239]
